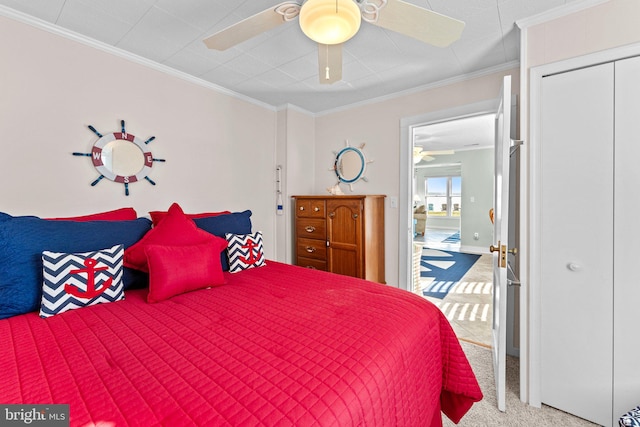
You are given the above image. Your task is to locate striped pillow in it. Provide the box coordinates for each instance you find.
[39,245,124,318]
[225,232,266,273]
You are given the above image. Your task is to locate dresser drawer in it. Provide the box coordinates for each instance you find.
[296,257,327,271]
[295,199,326,218]
[296,237,327,260]
[296,218,326,240]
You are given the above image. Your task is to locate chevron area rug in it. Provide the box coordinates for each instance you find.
[420,248,481,299]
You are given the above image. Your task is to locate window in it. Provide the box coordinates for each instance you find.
[426,176,461,217]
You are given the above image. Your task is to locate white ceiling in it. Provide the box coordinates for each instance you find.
[0,0,579,114]
[413,113,495,155]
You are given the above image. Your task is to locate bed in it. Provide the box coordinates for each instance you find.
[0,204,482,426]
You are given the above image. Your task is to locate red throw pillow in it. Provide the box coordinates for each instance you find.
[145,240,227,303]
[124,203,222,272]
[47,207,138,221]
[149,209,230,227]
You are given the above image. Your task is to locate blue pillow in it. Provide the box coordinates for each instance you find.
[0,213,152,319]
[194,210,252,271]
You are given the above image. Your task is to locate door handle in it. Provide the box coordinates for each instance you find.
[489,241,507,268]
[567,263,582,272]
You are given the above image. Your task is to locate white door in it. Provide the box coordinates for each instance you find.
[491,75,511,412]
[539,63,614,426]
[613,55,640,424]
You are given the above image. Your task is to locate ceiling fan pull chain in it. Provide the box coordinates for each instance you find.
[360,0,388,23]
[325,45,331,80]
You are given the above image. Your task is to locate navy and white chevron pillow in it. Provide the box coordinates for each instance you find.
[620,406,640,426]
[39,244,125,318]
[225,232,266,273]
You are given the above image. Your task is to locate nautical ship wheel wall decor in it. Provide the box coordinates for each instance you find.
[73,120,165,196]
[330,140,372,191]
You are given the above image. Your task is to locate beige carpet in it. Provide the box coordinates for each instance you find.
[444,341,599,426]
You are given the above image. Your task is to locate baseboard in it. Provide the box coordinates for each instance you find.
[424,228,460,232]
[459,337,492,350]
[460,245,490,255]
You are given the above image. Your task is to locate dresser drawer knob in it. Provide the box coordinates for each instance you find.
[305,225,316,233]
[314,206,320,212]
[299,206,305,211]
[305,246,316,253]
[328,212,335,218]
[353,213,359,219]
[305,266,317,270]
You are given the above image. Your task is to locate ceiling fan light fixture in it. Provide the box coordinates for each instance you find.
[299,0,361,45]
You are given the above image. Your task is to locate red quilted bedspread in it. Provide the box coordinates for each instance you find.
[0,262,482,426]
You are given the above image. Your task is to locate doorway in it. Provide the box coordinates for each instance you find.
[409,113,496,347]
[399,99,499,293]
[401,77,520,410]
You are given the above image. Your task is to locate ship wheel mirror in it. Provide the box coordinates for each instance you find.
[331,140,373,192]
[73,120,165,196]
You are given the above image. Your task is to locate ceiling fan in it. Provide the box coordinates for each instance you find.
[413,146,454,163]
[203,0,465,84]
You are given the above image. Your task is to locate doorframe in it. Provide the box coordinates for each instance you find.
[399,99,499,294]
[528,41,640,408]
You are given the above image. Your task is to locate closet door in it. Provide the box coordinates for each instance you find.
[539,63,614,426]
[613,55,640,423]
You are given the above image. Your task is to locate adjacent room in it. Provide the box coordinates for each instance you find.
[411,114,495,348]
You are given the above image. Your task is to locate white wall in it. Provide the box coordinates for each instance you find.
[0,15,279,258]
[525,0,640,69]
[276,107,315,263]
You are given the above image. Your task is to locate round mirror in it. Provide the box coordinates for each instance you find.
[91,131,154,185]
[102,139,145,177]
[329,142,372,192]
[333,144,370,190]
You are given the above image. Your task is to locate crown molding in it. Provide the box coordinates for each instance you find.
[516,0,610,29]
[0,5,277,113]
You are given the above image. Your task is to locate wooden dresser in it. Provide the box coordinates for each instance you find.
[292,195,385,284]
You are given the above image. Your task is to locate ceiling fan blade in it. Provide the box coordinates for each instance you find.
[368,0,465,47]
[203,2,301,50]
[318,43,342,84]
[425,150,455,155]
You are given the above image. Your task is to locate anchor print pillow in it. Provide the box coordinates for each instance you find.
[225,232,266,273]
[39,245,125,318]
